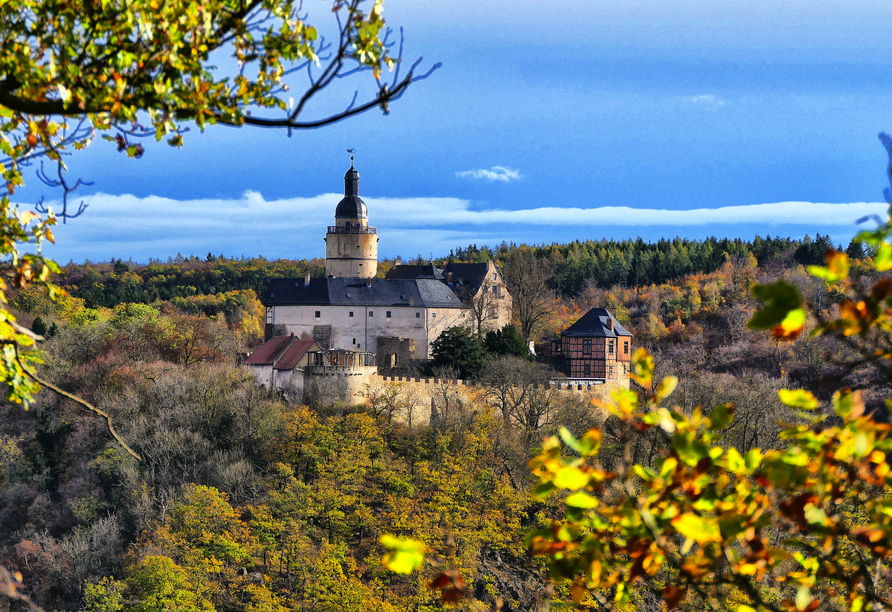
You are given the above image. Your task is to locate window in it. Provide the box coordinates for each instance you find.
[609,365,614,376]
[583,339,592,355]
[492,272,497,281]
[624,340,629,354]
[352,338,356,345]
[386,311,392,319]
[369,311,374,317]
[349,311,354,318]
[608,339,614,355]
[584,363,591,377]
[432,312,437,318]
[265,307,273,324]
[416,312,421,318]
[315,310,321,319]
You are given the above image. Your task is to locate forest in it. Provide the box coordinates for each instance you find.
[0,230,889,611]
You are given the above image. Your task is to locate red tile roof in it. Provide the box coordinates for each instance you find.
[273,339,316,371]
[243,336,293,365]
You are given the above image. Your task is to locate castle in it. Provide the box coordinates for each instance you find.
[244,160,632,409]
[260,159,511,365]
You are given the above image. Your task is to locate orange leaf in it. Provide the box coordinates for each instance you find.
[664,585,687,609]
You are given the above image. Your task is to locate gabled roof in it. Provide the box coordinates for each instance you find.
[273,339,318,370]
[263,277,463,308]
[561,308,633,338]
[385,263,443,280]
[244,336,318,369]
[442,262,490,292]
[243,336,293,365]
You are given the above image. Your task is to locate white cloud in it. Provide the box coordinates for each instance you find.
[40,192,885,263]
[455,166,522,182]
[677,94,727,109]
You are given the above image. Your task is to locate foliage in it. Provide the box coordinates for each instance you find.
[484,324,533,361]
[424,326,488,379]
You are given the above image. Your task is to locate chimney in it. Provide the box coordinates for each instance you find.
[366,277,372,287]
[395,256,402,266]
[304,272,311,286]
[607,318,614,331]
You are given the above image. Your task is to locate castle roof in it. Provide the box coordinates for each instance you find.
[335,164,368,219]
[385,263,444,280]
[263,277,463,309]
[561,308,633,338]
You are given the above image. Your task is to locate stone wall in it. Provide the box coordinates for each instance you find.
[292,367,631,425]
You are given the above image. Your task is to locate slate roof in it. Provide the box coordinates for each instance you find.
[264,277,463,308]
[386,262,496,299]
[243,337,318,369]
[385,263,444,280]
[442,263,490,291]
[561,308,633,338]
[335,165,368,219]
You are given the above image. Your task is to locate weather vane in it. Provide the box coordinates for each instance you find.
[346,148,356,166]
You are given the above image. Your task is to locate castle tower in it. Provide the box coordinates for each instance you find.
[324,159,378,278]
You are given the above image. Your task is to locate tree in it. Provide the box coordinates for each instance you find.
[423,327,487,379]
[0,0,438,411]
[502,249,555,339]
[483,324,532,361]
[460,280,503,336]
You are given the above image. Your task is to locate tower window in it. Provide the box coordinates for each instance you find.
[624,340,629,354]
[315,311,321,319]
[583,339,592,355]
[416,312,421,318]
[349,311,354,318]
[608,339,614,355]
[432,312,437,318]
[369,311,374,317]
[386,311,392,319]
[584,363,591,377]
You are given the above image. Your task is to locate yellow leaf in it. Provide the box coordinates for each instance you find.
[380,534,425,574]
[553,466,589,490]
[877,243,892,271]
[565,491,598,509]
[778,389,819,410]
[672,514,721,544]
[655,376,678,401]
[19,211,39,224]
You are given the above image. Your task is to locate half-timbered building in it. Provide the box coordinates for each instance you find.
[554,308,633,382]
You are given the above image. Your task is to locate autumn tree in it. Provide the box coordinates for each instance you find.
[502,249,555,339]
[0,0,438,409]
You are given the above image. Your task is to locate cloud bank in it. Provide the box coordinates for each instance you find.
[42,192,885,263]
[455,166,522,182]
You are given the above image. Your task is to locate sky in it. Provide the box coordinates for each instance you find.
[21,0,892,263]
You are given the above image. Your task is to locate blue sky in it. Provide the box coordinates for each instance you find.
[23,0,892,262]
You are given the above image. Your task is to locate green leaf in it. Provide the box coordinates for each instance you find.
[578,429,602,457]
[380,534,425,574]
[558,427,581,453]
[749,281,803,329]
[707,404,734,430]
